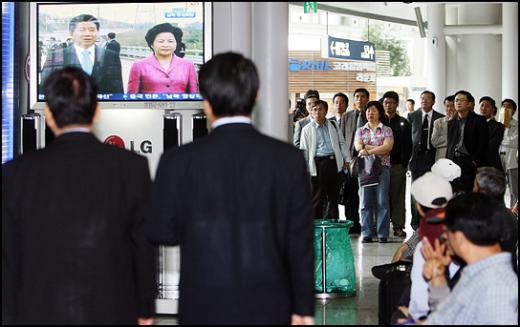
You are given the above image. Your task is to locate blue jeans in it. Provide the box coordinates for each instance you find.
[358,166,390,239]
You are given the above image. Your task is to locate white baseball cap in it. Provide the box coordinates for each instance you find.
[431,158,461,182]
[411,172,453,208]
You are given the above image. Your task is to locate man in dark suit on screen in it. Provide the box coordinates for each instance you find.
[145,52,315,325]
[105,32,121,55]
[2,67,156,325]
[40,14,123,94]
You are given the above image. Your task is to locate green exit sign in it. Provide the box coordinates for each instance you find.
[304,2,317,13]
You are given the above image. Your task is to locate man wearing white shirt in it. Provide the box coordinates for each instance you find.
[499,99,519,207]
[329,92,348,127]
[407,90,444,229]
[40,14,123,94]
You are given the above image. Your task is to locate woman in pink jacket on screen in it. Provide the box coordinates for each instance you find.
[127,23,198,94]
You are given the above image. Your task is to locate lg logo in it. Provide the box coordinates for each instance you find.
[104,135,153,154]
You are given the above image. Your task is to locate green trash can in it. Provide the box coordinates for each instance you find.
[314,219,357,298]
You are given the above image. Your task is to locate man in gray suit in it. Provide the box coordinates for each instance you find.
[293,89,319,147]
[407,90,444,229]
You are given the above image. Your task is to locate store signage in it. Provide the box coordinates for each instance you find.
[304,2,317,13]
[325,36,376,62]
[288,59,376,72]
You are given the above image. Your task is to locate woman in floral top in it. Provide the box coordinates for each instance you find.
[354,101,394,243]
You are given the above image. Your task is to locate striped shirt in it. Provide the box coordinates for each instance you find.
[425,252,518,325]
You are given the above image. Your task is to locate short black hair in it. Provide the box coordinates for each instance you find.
[304,89,320,101]
[479,96,497,115]
[365,100,385,121]
[454,90,475,104]
[475,167,506,201]
[406,99,415,105]
[445,193,503,246]
[501,98,517,114]
[107,32,116,39]
[444,95,455,103]
[382,91,399,103]
[354,88,370,98]
[333,92,349,106]
[69,14,100,33]
[420,90,436,102]
[145,23,183,52]
[198,52,259,117]
[313,99,328,112]
[44,67,98,128]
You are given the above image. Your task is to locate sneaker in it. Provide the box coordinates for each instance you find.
[393,229,407,238]
[361,237,373,243]
[378,238,388,243]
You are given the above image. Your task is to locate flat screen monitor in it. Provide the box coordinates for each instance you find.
[30,2,212,110]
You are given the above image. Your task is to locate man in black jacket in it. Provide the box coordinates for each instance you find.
[2,67,156,325]
[478,96,504,171]
[105,32,121,55]
[145,52,315,325]
[447,90,488,193]
[383,91,412,238]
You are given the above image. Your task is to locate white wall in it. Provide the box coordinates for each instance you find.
[450,4,502,107]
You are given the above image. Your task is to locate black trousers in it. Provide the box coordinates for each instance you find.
[311,156,341,219]
[452,155,477,194]
[410,150,435,230]
[343,170,361,232]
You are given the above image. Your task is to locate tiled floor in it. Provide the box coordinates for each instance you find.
[313,234,404,325]
[153,234,405,325]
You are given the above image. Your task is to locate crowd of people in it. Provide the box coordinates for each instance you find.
[2,48,518,325]
[292,87,518,324]
[292,88,518,241]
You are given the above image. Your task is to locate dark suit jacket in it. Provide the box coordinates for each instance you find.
[2,133,156,325]
[339,109,362,162]
[293,116,311,147]
[407,109,444,174]
[446,111,489,166]
[146,123,315,325]
[486,118,505,171]
[105,39,121,55]
[40,45,124,94]
[388,114,413,166]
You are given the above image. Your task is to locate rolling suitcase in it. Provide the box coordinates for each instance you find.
[372,261,412,325]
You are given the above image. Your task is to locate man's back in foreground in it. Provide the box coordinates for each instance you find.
[2,67,156,325]
[146,52,315,325]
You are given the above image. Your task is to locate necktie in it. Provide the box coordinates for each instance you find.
[81,49,93,75]
[421,113,429,152]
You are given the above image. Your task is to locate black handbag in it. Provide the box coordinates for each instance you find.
[357,155,382,187]
[349,156,359,178]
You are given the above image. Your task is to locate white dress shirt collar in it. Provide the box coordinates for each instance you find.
[212,116,252,129]
[421,109,432,118]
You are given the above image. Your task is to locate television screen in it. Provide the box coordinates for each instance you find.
[31,2,212,108]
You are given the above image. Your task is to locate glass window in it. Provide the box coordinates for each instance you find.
[288,4,426,119]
